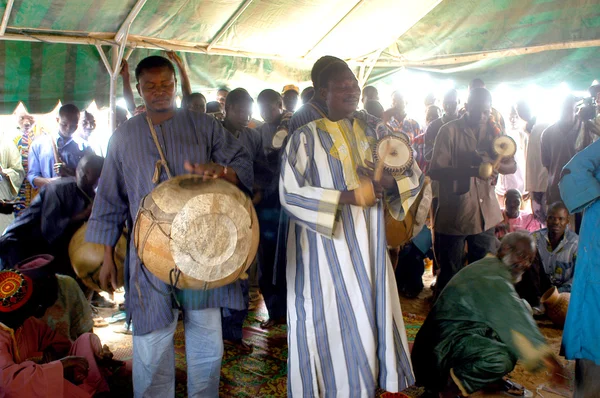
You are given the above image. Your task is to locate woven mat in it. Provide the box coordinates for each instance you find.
[111,301,425,397]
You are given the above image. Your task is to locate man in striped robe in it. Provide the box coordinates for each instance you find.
[280,61,420,396]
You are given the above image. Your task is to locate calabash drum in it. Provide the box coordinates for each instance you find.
[541,286,570,328]
[69,223,126,292]
[133,175,259,290]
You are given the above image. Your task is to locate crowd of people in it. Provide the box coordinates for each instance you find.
[0,52,598,398]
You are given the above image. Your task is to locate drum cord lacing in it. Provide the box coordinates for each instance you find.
[135,205,184,309]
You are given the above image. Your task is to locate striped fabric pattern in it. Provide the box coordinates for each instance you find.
[85,109,254,336]
[280,117,416,396]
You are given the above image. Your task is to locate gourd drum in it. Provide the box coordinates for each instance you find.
[69,223,126,292]
[541,286,570,328]
[133,175,259,290]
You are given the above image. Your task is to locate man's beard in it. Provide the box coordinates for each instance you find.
[502,254,525,283]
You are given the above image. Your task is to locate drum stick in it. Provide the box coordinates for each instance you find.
[374,140,391,183]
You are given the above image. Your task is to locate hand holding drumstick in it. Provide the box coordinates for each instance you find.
[341,141,393,207]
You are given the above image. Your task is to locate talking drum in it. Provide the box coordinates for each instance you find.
[373,135,413,174]
[133,175,259,290]
[69,223,126,292]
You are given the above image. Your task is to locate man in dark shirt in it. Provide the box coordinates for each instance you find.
[429,88,517,296]
[256,89,290,328]
[0,153,104,270]
[425,89,460,164]
[221,88,270,352]
[541,95,580,206]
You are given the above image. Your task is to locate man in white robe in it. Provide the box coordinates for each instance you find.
[280,61,421,397]
[0,135,25,232]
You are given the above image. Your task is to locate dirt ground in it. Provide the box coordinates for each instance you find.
[94,270,574,398]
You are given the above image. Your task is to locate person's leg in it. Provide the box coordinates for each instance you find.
[132,310,177,397]
[575,358,600,398]
[395,243,425,297]
[531,192,546,224]
[221,280,251,352]
[185,308,224,397]
[258,235,282,320]
[70,333,110,395]
[466,228,497,265]
[450,334,517,395]
[434,233,467,295]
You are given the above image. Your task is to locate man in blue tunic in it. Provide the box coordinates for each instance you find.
[27,104,90,189]
[559,139,600,397]
[85,56,253,397]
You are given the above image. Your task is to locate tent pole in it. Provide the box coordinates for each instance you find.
[0,0,15,36]
[207,0,254,51]
[115,0,147,44]
[109,46,119,133]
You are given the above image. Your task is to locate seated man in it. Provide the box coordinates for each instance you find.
[14,254,93,341]
[0,269,127,397]
[27,104,90,189]
[495,189,543,239]
[412,232,566,397]
[0,153,104,271]
[517,202,578,307]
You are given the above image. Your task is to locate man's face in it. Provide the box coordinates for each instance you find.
[19,116,34,133]
[323,70,360,117]
[259,101,282,124]
[226,101,252,132]
[501,241,536,283]
[467,100,492,125]
[82,114,96,134]
[392,93,406,113]
[504,193,521,218]
[188,97,206,114]
[136,67,177,113]
[57,113,79,138]
[283,91,299,112]
[546,208,569,239]
[217,90,229,108]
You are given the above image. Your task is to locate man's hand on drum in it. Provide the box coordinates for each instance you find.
[184,161,226,180]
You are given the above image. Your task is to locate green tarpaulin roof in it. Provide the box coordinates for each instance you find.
[0,0,598,114]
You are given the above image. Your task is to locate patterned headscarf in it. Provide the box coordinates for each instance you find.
[0,270,33,313]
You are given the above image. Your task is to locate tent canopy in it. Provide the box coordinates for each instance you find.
[0,0,598,114]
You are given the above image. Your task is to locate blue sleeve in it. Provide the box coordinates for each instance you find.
[85,133,129,247]
[559,139,600,213]
[27,141,42,186]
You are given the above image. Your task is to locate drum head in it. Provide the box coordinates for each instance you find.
[170,191,254,283]
[493,135,517,157]
[374,135,413,173]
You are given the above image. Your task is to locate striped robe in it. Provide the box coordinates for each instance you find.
[280,115,419,397]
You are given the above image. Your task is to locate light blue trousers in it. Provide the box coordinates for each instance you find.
[132,308,223,397]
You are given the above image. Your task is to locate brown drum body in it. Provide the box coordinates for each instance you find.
[541,286,570,328]
[69,223,126,292]
[385,177,432,248]
[133,175,259,290]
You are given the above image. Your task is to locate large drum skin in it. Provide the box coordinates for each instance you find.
[133,175,259,290]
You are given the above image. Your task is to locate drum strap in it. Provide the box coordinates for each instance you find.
[146,116,174,184]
